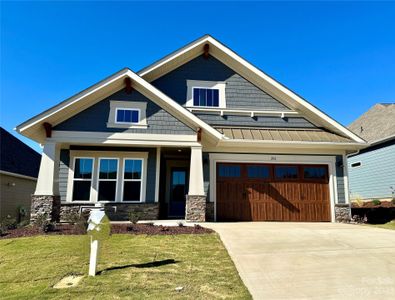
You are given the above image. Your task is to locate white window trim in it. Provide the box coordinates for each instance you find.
[209,153,338,222]
[97,157,120,203]
[68,157,95,202]
[107,100,147,129]
[186,80,226,108]
[114,107,141,125]
[66,151,148,203]
[121,158,144,203]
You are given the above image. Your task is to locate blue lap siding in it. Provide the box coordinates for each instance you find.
[53,89,195,135]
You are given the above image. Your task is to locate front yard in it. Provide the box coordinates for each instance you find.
[0,233,251,299]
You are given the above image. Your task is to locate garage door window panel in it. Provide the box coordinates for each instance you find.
[303,166,328,182]
[247,165,271,180]
[218,164,241,178]
[275,166,299,180]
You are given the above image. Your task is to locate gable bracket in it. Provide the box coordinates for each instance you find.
[124,77,133,94]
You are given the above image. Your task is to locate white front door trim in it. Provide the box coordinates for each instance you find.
[209,153,338,222]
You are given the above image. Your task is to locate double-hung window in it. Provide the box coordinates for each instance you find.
[68,151,147,203]
[72,158,93,201]
[98,158,118,201]
[122,159,143,202]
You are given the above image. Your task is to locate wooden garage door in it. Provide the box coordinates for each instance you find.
[216,163,331,222]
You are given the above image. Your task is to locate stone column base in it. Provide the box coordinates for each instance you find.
[31,195,61,224]
[186,195,206,222]
[334,204,351,223]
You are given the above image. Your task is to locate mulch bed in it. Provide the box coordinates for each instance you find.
[0,223,213,239]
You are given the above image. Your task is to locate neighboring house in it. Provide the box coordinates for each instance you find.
[348,103,395,201]
[16,35,366,223]
[0,127,41,220]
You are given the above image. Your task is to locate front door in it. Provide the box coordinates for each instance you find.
[168,168,188,218]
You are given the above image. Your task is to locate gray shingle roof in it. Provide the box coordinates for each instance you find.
[348,103,395,143]
[215,127,353,143]
[0,127,41,178]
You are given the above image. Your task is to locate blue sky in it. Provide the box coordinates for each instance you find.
[1,1,395,152]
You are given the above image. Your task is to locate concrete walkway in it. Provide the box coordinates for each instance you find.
[204,222,395,300]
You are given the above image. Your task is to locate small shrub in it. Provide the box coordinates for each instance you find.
[1,215,17,230]
[194,224,202,230]
[34,213,55,232]
[128,212,142,224]
[145,222,155,226]
[17,220,30,228]
[351,194,364,207]
[371,199,381,206]
[159,226,169,232]
[73,211,89,234]
[391,198,395,205]
[177,221,184,227]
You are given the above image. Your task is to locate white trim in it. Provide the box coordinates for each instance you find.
[188,107,299,118]
[186,80,226,108]
[107,100,148,129]
[154,147,161,203]
[120,158,145,203]
[0,170,37,181]
[138,35,366,144]
[50,130,199,147]
[209,153,338,222]
[66,150,148,203]
[342,154,350,204]
[97,157,119,203]
[67,157,95,202]
[16,68,223,142]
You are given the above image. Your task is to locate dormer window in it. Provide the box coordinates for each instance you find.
[187,80,226,108]
[116,108,139,124]
[193,88,219,107]
[107,101,147,129]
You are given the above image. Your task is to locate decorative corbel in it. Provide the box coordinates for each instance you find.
[197,127,202,142]
[203,44,210,59]
[43,122,52,138]
[124,77,133,94]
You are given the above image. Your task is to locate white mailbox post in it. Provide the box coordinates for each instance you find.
[87,204,111,276]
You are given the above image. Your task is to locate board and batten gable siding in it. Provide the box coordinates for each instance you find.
[348,142,395,199]
[58,147,157,203]
[53,89,195,135]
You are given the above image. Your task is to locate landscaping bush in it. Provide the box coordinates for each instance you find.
[1,215,17,230]
[34,214,56,233]
[391,198,395,205]
[128,211,142,224]
[372,199,381,206]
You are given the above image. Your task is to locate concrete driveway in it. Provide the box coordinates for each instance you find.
[205,222,395,300]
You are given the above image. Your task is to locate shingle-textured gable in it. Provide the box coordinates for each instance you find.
[0,127,41,178]
[348,103,395,143]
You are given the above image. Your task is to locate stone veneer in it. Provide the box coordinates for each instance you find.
[59,203,160,221]
[31,195,61,223]
[334,204,351,223]
[185,195,206,222]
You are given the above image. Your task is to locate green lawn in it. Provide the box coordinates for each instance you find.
[371,220,395,230]
[0,233,251,300]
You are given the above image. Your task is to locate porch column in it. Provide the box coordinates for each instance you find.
[31,142,61,223]
[186,146,206,222]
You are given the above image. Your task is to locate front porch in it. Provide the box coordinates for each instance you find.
[31,142,212,223]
